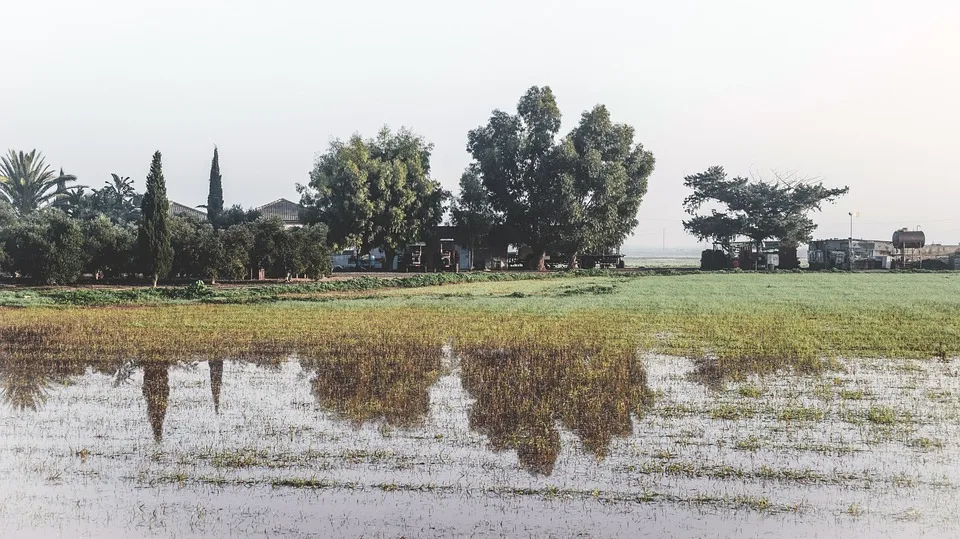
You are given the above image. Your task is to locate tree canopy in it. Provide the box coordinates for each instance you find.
[682,166,849,251]
[466,86,564,270]
[555,105,655,265]
[465,86,654,269]
[0,210,85,284]
[298,127,448,264]
[451,165,499,258]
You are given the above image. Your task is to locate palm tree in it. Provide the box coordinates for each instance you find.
[0,150,77,215]
[92,173,139,222]
[56,186,92,218]
[104,173,135,203]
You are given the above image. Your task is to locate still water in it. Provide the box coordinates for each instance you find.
[1,349,958,537]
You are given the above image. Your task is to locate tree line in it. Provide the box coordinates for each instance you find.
[297,85,846,271]
[0,85,849,284]
[0,150,331,285]
[298,86,657,271]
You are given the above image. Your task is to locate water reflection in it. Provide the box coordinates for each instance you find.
[142,363,170,442]
[0,355,90,411]
[1,356,57,411]
[460,345,653,476]
[300,340,443,428]
[1,345,652,476]
[209,360,223,414]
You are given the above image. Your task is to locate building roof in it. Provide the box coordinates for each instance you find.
[257,198,303,224]
[170,201,206,220]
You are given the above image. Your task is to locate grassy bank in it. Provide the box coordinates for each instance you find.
[0,270,633,307]
[1,272,957,381]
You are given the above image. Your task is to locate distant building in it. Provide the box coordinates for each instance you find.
[169,201,206,221]
[256,198,303,228]
[808,238,896,270]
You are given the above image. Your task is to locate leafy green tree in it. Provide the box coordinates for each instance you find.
[169,216,224,282]
[169,216,201,277]
[299,127,448,266]
[451,165,498,269]
[682,166,849,253]
[0,150,78,215]
[0,210,85,283]
[137,151,173,287]
[250,217,289,278]
[0,200,16,229]
[195,223,222,282]
[466,86,567,270]
[299,136,371,258]
[207,147,224,223]
[83,216,136,279]
[290,224,332,279]
[214,204,261,229]
[218,223,254,280]
[554,105,655,267]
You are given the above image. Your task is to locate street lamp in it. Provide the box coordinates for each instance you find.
[848,212,859,270]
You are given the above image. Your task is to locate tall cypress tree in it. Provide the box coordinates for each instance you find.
[138,151,173,287]
[207,146,224,223]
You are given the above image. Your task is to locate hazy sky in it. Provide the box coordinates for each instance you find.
[4,0,958,248]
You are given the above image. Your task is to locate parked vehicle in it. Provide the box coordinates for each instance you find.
[400,243,428,272]
[436,238,460,272]
[331,248,383,271]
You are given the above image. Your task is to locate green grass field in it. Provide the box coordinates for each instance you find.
[1,272,958,380]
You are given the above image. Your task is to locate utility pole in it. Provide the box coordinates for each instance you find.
[848,212,858,270]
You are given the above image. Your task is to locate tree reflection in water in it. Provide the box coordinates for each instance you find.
[460,343,653,476]
[301,337,443,428]
[0,335,653,472]
[141,363,170,442]
[209,360,223,414]
[0,355,59,411]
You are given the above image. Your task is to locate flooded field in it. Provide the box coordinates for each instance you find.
[3,346,959,537]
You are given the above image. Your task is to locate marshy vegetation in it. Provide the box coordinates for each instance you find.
[1,272,959,536]
[0,271,956,377]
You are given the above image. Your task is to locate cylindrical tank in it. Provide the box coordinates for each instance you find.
[892,229,925,249]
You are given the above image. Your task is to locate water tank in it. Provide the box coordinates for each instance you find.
[892,229,925,249]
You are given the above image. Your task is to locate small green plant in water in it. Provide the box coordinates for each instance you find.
[735,435,763,451]
[867,405,897,425]
[777,405,825,422]
[908,437,943,450]
[839,389,865,400]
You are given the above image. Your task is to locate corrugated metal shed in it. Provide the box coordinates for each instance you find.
[169,201,206,220]
[257,198,303,226]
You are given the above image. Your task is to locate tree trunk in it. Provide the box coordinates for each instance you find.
[537,250,547,272]
[152,273,158,288]
[567,251,578,270]
[358,241,369,270]
[384,248,396,272]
